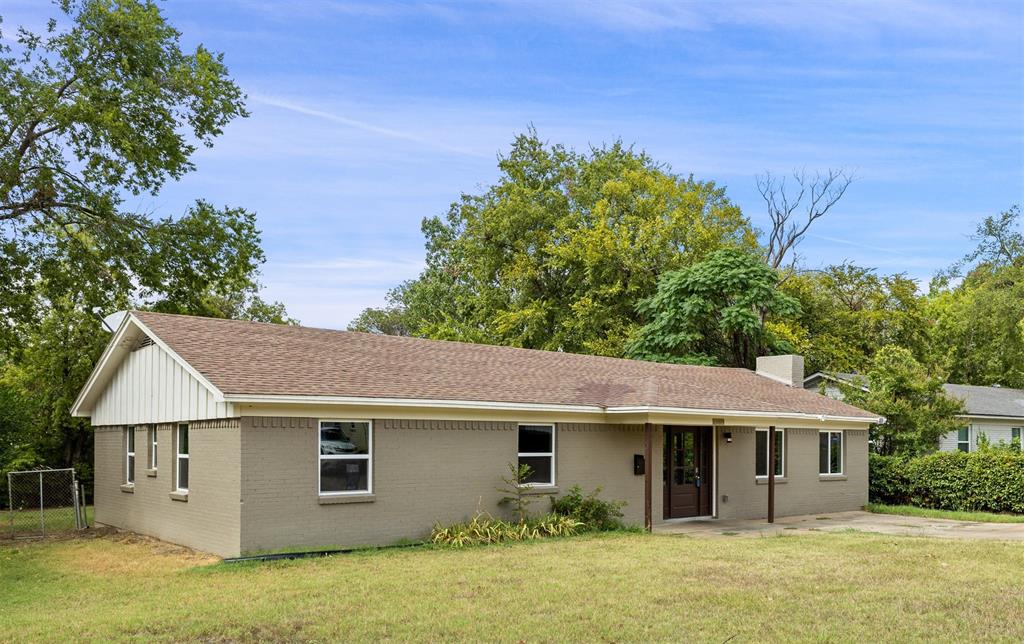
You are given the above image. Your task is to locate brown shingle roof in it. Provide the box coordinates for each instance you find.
[132,311,877,419]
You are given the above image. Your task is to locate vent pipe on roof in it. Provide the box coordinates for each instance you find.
[756,355,805,388]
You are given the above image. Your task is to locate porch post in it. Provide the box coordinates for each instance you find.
[767,424,776,523]
[644,422,652,532]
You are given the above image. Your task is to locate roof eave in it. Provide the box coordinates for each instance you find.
[223,393,881,426]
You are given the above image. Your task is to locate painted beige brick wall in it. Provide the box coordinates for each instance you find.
[556,423,648,525]
[715,426,868,520]
[238,418,652,553]
[93,420,241,556]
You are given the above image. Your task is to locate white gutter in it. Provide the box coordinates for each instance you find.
[956,413,1024,421]
[223,393,881,424]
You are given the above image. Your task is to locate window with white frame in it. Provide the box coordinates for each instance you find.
[125,426,135,484]
[176,424,189,492]
[1012,427,1022,450]
[319,420,371,495]
[149,426,158,470]
[819,431,843,475]
[957,427,970,452]
[755,428,784,478]
[518,424,555,486]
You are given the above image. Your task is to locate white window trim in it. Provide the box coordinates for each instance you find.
[819,430,844,476]
[517,423,556,487]
[125,426,135,485]
[176,423,189,493]
[754,428,785,479]
[318,419,373,496]
[149,426,158,470]
[957,426,970,452]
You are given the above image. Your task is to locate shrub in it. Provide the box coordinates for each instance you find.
[870,450,1024,514]
[430,512,583,547]
[551,485,627,531]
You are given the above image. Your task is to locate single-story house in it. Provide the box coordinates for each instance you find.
[804,372,1024,452]
[73,312,880,557]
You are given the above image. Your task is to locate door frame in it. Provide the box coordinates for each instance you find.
[662,425,716,520]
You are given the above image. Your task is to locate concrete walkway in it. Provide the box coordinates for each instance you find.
[654,510,1024,541]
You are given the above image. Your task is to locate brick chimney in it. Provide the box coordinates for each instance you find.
[756,355,805,388]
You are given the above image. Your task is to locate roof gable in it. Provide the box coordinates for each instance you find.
[71,313,225,418]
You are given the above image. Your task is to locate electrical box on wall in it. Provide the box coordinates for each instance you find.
[633,454,645,475]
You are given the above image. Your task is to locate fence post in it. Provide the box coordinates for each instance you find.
[39,471,45,537]
[72,481,81,530]
[7,472,12,539]
[80,483,88,528]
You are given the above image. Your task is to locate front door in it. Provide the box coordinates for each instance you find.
[664,426,712,519]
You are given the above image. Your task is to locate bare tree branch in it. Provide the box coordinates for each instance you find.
[757,168,853,269]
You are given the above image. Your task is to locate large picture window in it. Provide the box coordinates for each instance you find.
[755,428,784,478]
[176,424,189,492]
[819,431,843,475]
[319,420,371,495]
[518,424,555,486]
[125,427,135,484]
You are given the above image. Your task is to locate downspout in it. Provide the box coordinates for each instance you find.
[767,424,776,523]
[644,422,652,532]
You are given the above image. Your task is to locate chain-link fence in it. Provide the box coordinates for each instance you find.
[6,468,88,539]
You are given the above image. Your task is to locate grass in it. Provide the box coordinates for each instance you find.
[2,531,1023,642]
[866,503,1024,524]
[2,505,93,539]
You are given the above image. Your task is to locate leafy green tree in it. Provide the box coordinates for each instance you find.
[350,131,757,356]
[927,206,1023,387]
[776,263,930,375]
[626,249,800,367]
[0,1,290,491]
[0,0,248,350]
[841,345,965,456]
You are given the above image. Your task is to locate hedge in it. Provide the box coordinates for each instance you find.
[869,451,1024,515]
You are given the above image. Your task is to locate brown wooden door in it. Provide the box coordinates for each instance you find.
[664,427,712,519]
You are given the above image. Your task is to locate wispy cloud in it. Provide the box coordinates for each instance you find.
[250,94,490,158]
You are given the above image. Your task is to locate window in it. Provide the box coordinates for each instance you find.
[518,424,555,486]
[125,427,135,484]
[149,426,158,470]
[319,420,371,495]
[1012,427,1022,450]
[819,431,844,475]
[176,424,189,492]
[755,428,784,478]
[957,427,970,452]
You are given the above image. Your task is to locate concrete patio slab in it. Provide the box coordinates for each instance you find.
[654,510,1024,541]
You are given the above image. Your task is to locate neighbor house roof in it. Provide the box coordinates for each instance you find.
[803,371,868,391]
[943,383,1024,419]
[87,311,875,421]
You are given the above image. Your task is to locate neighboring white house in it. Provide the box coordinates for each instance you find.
[803,373,1024,453]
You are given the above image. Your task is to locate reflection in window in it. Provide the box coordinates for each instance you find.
[319,421,371,494]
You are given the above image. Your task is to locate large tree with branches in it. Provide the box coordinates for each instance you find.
[757,168,854,269]
[0,0,254,349]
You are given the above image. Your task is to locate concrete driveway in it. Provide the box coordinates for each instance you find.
[655,510,1024,541]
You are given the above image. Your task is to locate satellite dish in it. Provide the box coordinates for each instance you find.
[101,311,128,333]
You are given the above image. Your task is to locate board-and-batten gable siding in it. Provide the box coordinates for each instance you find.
[91,342,234,426]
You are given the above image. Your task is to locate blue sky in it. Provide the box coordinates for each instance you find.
[6,1,1024,328]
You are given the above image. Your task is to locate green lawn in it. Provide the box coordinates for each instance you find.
[2,531,1022,642]
[866,502,1024,523]
[3,505,93,538]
